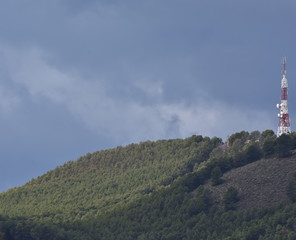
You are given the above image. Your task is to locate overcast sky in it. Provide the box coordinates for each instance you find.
[0,0,295,191]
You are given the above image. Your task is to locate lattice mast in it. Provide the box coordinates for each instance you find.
[276,57,291,136]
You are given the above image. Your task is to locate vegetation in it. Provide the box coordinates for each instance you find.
[223,186,239,210]
[211,166,223,186]
[286,173,296,203]
[276,133,294,157]
[0,135,221,222]
[0,130,295,239]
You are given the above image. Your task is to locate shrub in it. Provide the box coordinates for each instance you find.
[286,173,296,202]
[275,134,293,158]
[263,137,276,156]
[223,187,239,211]
[211,166,223,186]
[245,144,262,163]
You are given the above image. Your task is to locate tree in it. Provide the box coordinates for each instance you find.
[261,129,275,140]
[263,137,276,156]
[249,130,261,142]
[223,187,239,211]
[245,144,262,163]
[211,166,223,186]
[275,134,293,157]
[290,132,296,150]
[232,151,247,167]
[286,173,296,202]
[227,131,249,146]
[186,186,211,216]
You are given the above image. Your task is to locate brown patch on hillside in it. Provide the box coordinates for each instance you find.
[205,154,296,211]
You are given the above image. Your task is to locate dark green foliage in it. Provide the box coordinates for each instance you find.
[249,130,261,142]
[78,197,296,240]
[276,134,293,157]
[223,187,239,211]
[246,144,262,163]
[0,215,91,240]
[177,171,205,192]
[286,173,296,202]
[228,131,249,146]
[232,150,247,167]
[291,132,296,150]
[215,156,232,172]
[211,166,223,186]
[261,131,296,158]
[263,136,276,156]
[195,186,211,213]
[261,129,276,140]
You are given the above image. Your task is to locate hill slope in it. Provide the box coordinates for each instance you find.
[0,135,220,222]
[0,130,296,239]
[206,153,296,210]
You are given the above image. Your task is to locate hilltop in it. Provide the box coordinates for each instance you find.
[0,130,296,239]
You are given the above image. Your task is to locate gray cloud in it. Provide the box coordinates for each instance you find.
[0,0,295,191]
[2,47,274,143]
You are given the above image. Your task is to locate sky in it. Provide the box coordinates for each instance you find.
[0,0,296,191]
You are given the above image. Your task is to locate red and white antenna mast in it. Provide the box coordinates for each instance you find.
[276,57,291,136]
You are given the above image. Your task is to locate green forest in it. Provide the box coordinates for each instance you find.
[0,130,296,239]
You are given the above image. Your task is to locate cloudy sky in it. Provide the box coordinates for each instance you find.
[0,0,295,191]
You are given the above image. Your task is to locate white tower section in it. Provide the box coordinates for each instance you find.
[276,57,291,137]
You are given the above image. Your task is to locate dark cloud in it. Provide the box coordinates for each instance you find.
[0,0,295,191]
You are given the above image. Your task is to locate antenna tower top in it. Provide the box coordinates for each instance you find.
[282,57,287,75]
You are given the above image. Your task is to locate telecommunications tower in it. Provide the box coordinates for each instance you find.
[276,57,291,137]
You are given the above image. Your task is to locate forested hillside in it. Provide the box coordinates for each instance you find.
[0,130,296,239]
[0,135,221,222]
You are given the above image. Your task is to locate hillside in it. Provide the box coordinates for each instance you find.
[206,153,296,210]
[0,135,220,222]
[0,130,296,239]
